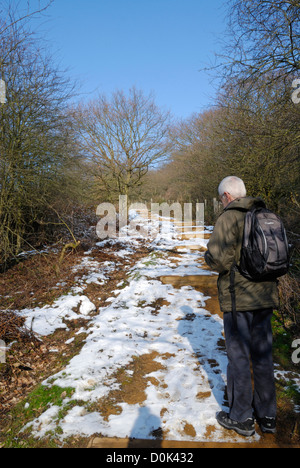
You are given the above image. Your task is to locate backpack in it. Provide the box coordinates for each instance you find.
[239,206,290,281]
[230,205,290,328]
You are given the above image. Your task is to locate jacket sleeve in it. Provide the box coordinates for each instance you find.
[204,211,239,273]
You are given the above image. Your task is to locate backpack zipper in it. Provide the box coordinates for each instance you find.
[270,228,280,262]
[257,225,268,257]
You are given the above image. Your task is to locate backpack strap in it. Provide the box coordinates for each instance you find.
[229,261,239,331]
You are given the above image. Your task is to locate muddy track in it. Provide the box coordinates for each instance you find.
[1,212,299,448]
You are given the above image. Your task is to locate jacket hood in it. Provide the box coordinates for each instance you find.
[224,196,266,212]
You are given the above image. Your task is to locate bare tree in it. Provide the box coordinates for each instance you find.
[0,0,53,68]
[218,0,300,85]
[75,88,172,201]
[0,9,78,265]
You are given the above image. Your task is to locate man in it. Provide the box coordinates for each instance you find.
[205,176,278,437]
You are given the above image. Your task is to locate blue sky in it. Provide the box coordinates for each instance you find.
[23,0,228,119]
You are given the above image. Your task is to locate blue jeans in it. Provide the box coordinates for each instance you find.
[223,309,277,422]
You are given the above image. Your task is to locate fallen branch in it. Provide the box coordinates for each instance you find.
[55,240,81,275]
[0,311,38,344]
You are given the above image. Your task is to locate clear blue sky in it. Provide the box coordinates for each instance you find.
[23,0,228,119]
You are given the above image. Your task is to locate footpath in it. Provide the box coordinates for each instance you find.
[4,210,300,448]
[88,211,300,449]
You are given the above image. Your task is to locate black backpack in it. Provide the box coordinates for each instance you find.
[239,206,290,281]
[230,205,290,327]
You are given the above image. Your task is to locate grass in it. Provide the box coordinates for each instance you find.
[1,384,76,448]
[272,311,296,369]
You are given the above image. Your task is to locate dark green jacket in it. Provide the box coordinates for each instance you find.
[205,197,279,313]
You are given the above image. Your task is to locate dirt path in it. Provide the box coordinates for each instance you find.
[83,213,300,448]
[1,211,299,448]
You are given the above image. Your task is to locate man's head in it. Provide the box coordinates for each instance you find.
[218,176,247,208]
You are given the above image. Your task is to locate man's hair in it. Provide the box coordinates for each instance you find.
[218,176,247,199]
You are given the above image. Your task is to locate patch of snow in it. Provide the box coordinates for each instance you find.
[19,294,96,336]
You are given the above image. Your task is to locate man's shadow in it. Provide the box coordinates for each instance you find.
[127,406,163,448]
[126,306,228,448]
[177,304,229,412]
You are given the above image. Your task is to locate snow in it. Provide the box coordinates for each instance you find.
[16,210,299,443]
[18,256,115,336]
[19,294,96,336]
